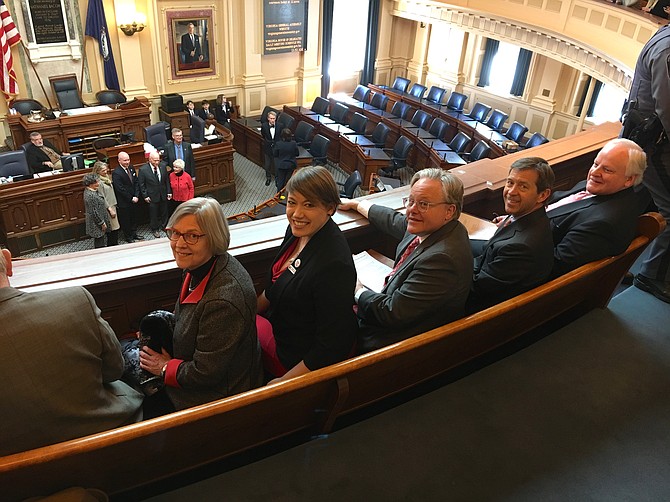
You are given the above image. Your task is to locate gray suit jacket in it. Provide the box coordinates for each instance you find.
[357,205,473,353]
[0,286,143,456]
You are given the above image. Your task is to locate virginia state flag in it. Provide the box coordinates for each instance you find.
[84,0,120,91]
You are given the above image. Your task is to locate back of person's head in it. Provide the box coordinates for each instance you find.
[166,197,230,255]
[281,128,292,142]
[410,167,464,219]
[82,173,99,186]
[509,157,555,193]
[286,166,340,211]
[609,138,647,186]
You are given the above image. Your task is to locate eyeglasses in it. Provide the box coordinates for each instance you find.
[165,228,206,244]
[402,197,452,213]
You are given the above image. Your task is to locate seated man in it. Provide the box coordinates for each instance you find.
[340,168,472,353]
[547,138,647,276]
[0,248,143,456]
[467,157,555,312]
[25,131,64,174]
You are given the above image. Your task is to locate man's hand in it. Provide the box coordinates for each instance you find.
[144,197,151,203]
[132,197,139,203]
[339,200,360,212]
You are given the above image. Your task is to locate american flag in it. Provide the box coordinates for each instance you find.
[0,0,20,98]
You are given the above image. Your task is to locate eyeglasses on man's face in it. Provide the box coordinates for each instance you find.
[165,228,206,244]
[402,196,452,213]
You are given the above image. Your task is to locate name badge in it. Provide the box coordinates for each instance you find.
[288,264,296,274]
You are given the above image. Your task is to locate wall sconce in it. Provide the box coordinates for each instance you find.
[118,13,147,36]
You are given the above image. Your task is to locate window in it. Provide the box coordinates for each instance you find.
[329,0,369,78]
[589,84,627,124]
[486,41,520,95]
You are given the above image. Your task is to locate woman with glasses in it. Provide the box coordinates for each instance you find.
[256,166,358,384]
[139,197,263,413]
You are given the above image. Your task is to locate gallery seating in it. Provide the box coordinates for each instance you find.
[294,121,315,147]
[460,140,491,163]
[410,110,431,129]
[276,112,295,132]
[347,112,369,135]
[523,132,550,148]
[309,134,330,165]
[390,101,411,119]
[352,85,371,104]
[311,97,330,116]
[369,93,389,112]
[425,118,449,140]
[337,170,362,199]
[330,102,350,124]
[448,131,472,153]
[380,136,413,176]
[368,122,391,148]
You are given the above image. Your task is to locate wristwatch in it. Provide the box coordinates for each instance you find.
[161,362,168,379]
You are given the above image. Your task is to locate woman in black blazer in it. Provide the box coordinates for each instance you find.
[272,128,299,192]
[256,166,358,384]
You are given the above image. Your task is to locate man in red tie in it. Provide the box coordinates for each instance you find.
[468,157,555,312]
[340,168,472,353]
[546,138,648,276]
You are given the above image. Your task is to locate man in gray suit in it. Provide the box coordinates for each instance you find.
[340,168,472,353]
[139,151,172,238]
[0,248,143,456]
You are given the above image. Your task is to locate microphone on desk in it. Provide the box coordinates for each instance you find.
[317,115,320,122]
[355,136,358,144]
[430,141,434,148]
[443,152,447,161]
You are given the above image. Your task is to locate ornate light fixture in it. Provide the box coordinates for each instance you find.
[118,12,147,37]
[119,21,145,36]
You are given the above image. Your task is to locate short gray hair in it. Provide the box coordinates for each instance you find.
[410,168,464,218]
[173,159,186,170]
[166,197,230,255]
[82,173,99,186]
[608,138,647,186]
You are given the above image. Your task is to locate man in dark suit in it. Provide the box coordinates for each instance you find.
[0,248,143,456]
[547,138,648,276]
[196,99,211,121]
[260,111,277,186]
[25,131,63,174]
[164,127,195,179]
[112,151,143,243]
[468,157,555,312]
[138,151,172,238]
[214,93,233,128]
[180,23,202,64]
[340,168,473,353]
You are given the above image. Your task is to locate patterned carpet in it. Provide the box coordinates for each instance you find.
[20,153,379,259]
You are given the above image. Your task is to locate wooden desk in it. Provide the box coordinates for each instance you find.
[101,142,146,168]
[231,118,263,167]
[6,98,151,160]
[0,140,236,256]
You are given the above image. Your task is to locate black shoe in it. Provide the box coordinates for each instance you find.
[265,178,271,186]
[633,274,670,304]
[621,271,634,285]
[152,230,161,238]
[125,237,135,243]
[133,234,145,240]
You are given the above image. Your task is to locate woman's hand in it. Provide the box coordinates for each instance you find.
[139,346,171,376]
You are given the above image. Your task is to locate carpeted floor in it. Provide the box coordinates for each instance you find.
[139,286,670,501]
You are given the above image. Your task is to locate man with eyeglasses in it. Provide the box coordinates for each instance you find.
[339,168,472,353]
[467,157,555,313]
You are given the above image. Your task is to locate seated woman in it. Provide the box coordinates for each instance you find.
[256,166,358,384]
[139,197,263,411]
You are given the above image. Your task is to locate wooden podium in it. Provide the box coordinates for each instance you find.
[101,142,147,168]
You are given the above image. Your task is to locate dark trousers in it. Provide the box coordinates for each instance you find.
[264,152,275,181]
[275,168,294,192]
[149,200,168,231]
[107,229,119,246]
[93,235,106,248]
[117,205,137,240]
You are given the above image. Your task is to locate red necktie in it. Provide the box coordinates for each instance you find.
[385,236,420,285]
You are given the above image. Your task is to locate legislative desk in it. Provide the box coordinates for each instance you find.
[6,98,151,159]
[11,188,495,339]
[0,139,236,256]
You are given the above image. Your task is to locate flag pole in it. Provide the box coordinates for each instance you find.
[80,35,88,96]
[17,40,53,110]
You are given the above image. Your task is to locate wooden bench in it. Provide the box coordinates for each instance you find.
[0,212,663,501]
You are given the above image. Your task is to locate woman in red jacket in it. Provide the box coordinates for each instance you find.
[168,158,195,217]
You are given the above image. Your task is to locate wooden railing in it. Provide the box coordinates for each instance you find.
[0,212,663,501]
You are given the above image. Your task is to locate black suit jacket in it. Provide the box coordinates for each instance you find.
[180,33,201,63]
[195,108,211,121]
[261,122,277,156]
[25,140,62,174]
[273,140,299,171]
[138,163,171,202]
[263,219,358,371]
[164,140,195,178]
[214,102,233,124]
[547,181,642,276]
[468,207,554,312]
[357,205,473,353]
[112,165,140,208]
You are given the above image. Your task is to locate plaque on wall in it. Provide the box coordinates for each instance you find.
[263,0,308,55]
[28,0,67,44]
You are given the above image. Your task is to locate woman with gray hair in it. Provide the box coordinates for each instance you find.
[139,197,262,413]
[91,161,119,246]
[168,158,195,218]
[82,173,110,248]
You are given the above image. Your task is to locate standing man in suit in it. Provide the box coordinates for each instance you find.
[112,151,143,243]
[340,168,473,353]
[261,111,277,186]
[625,24,670,302]
[215,93,233,129]
[180,22,202,64]
[25,131,63,174]
[139,151,172,238]
[0,248,143,456]
[546,138,647,276]
[164,127,195,179]
[468,157,555,312]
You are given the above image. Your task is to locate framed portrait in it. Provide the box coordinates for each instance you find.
[166,9,216,80]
